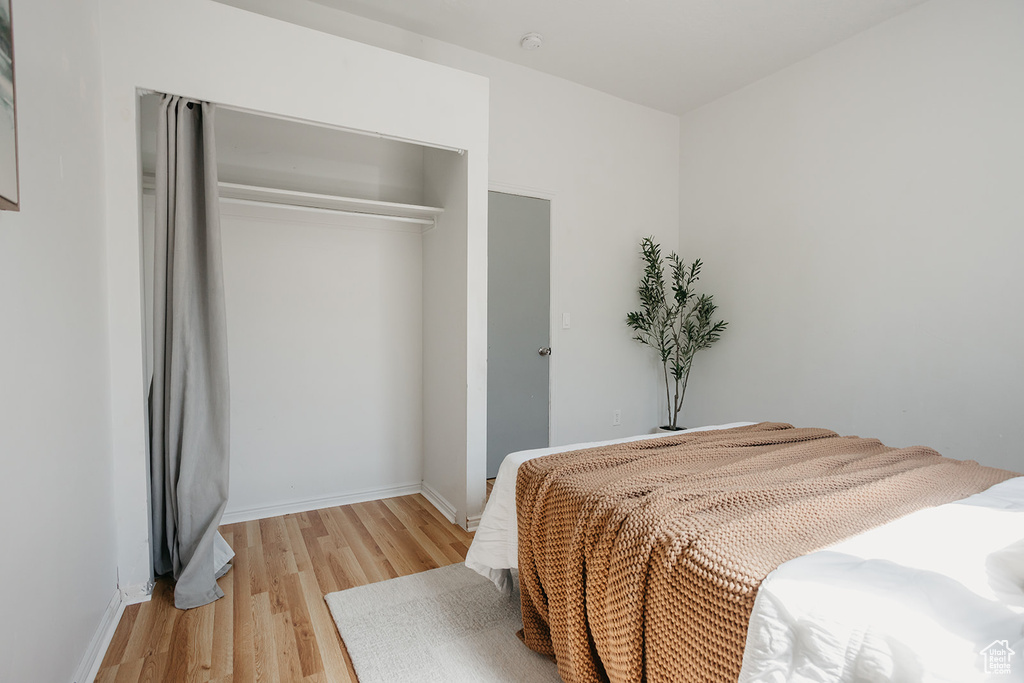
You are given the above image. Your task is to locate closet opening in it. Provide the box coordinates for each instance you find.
[137,93,473,554]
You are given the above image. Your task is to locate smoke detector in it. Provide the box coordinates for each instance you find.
[520,32,543,50]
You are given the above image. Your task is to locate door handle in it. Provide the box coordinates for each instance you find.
[538,347,552,356]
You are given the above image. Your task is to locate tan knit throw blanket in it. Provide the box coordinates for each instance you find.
[516,422,1017,683]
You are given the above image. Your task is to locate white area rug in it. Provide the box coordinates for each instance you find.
[326,563,561,683]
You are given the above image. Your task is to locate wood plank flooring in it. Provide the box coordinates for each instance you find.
[94,493,475,683]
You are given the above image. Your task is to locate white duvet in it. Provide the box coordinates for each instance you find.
[465,424,1024,681]
[741,475,1024,682]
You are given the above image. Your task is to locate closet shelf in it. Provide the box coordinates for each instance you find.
[141,174,444,226]
[218,183,444,225]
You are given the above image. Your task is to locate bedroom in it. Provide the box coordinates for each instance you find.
[0,0,1021,681]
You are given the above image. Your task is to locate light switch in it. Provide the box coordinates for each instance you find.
[562,313,571,329]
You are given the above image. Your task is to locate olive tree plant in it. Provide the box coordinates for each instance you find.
[626,237,728,430]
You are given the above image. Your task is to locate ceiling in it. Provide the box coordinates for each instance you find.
[300,0,929,115]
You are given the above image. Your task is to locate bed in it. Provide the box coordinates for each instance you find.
[465,422,1024,682]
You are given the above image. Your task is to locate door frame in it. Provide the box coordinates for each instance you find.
[488,181,557,448]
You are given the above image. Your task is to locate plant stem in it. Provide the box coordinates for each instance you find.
[670,316,683,429]
[676,369,690,425]
[672,370,683,429]
[663,359,672,429]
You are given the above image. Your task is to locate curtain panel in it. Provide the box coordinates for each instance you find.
[150,94,233,610]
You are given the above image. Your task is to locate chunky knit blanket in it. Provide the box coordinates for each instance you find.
[516,422,1017,683]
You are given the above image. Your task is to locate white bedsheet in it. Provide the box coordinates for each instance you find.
[740,475,1024,682]
[463,422,754,592]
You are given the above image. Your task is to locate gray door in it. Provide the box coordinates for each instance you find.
[487,191,550,478]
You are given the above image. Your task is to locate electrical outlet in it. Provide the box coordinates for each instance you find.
[612,409,621,426]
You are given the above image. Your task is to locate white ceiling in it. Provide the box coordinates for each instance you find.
[305,0,929,115]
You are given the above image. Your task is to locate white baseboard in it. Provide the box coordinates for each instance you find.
[420,481,457,525]
[221,483,423,525]
[120,580,154,605]
[73,590,125,683]
[466,514,482,532]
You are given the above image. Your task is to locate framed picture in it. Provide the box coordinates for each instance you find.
[0,0,17,211]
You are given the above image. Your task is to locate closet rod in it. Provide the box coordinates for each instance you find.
[219,197,435,226]
[136,89,467,155]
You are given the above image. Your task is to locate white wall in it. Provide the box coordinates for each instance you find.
[486,63,681,445]
[213,107,430,205]
[98,0,488,592]
[678,0,1024,472]
[218,0,683,445]
[220,202,424,520]
[422,148,473,523]
[0,0,119,681]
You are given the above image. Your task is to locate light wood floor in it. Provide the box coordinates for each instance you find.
[94,493,475,683]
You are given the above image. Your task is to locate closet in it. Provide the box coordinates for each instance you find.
[138,95,473,527]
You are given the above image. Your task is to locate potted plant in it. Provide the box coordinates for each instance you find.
[626,237,728,431]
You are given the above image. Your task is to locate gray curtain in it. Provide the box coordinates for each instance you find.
[150,94,234,610]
